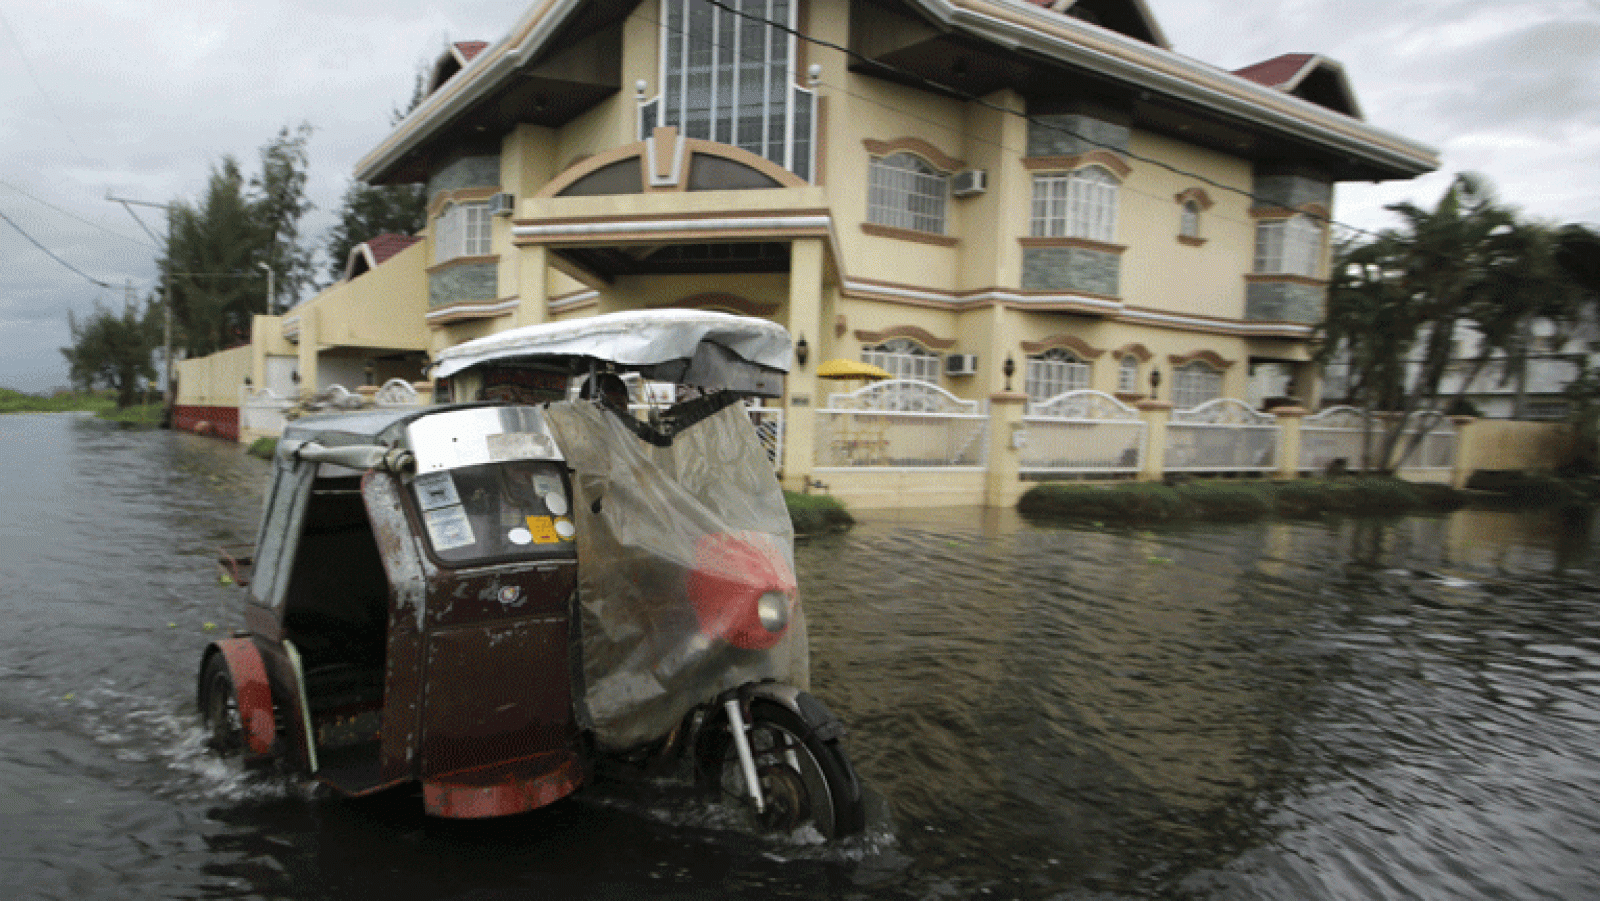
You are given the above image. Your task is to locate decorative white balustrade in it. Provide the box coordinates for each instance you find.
[1298,406,1457,472]
[1021,390,1146,474]
[373,378,422,407]
[1402,416,1458,470]
[1165,398,1280,472]
[240,387,293,436]
[1299,405,1375,471]
[815,379,988,468]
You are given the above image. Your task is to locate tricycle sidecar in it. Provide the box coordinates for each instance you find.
[201,311,864,836]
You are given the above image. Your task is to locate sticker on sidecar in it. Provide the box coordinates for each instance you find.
[424,505,476,550]
[413,472,461,510]
[522,515,570,544]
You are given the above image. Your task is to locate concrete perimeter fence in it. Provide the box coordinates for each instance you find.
[169,357,1576,509]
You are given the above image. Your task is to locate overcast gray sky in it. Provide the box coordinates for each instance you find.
[2,0,1596,393]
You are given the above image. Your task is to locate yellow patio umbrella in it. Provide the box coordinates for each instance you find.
[815,358,891,381]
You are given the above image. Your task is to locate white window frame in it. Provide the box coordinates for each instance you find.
[862,338,941,384]
[1030,166,1119,243]
[1179,200,1201,239]
[1253,214,1322,277]
[1172,361,1224,410]
[1117,354,1140,393]
[867,153,949,235]
[650,0,816,181]
[1025,348,1091,403]
[435,201,492,264]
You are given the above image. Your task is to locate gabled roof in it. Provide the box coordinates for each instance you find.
[1019,0,1168,49]
[1234,53,1363,119]
[344,233,421,281]
[427,41,492,95]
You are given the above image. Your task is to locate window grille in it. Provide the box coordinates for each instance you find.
[867,153,948,234]
[1179,200,1200,238]
[1025,349,1091,403]
[654,0,815,181]
[862,338,940,384]
[1030,166,1118,242]
[435,202,491,263]
[1253,214,1322,277]
[1172,361,1223,410]
[1117,354,1139,393]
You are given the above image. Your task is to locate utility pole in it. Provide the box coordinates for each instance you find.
[106,193,174,410]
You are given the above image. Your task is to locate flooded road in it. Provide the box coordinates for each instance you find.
[3,412,1599,900]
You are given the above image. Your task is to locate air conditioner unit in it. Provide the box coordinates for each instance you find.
[951,169,987,197]
[945,353,979,376]
[488,192,516,217]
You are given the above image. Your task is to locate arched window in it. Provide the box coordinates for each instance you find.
[862,337,940,384]
[1172,360,1223,409]
[1253,214,1322,277]
[867,153,949,235]
[1025,348,1091,403]
[1117,354,1140,393]
[1030,166,1118,242]
[435,201,491,263]
[649,0,815,180]
[1179,200,1201,239]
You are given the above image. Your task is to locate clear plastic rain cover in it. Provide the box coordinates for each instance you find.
[542,400,808,751]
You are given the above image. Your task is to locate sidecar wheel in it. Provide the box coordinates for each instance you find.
[701,700,865,838]
[199,654,244,758]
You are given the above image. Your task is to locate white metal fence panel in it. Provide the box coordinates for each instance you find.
[1165,398,1280,472]
[240,388,292,436]
[1021,390,1146,474]
[1299,405,1377,471]
[815,379,988,468]
[1402,418,1458,470]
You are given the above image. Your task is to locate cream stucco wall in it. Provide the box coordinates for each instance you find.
[175,345,252,407]
[1119,130,1255,321]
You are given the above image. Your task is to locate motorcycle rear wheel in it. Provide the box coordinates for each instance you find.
[199,654,244,758]
[700,700,865,839]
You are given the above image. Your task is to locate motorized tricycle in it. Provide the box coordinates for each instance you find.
[202,310,865,837]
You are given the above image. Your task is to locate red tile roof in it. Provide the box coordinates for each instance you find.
[363,233,421,266]
[455,41,488,62]
[1233,53,1314,88]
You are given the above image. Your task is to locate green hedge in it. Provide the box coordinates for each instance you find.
[785,491,854,535]
[1019,476,1478,524]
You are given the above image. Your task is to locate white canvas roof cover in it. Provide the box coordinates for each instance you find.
[428,309,793,380]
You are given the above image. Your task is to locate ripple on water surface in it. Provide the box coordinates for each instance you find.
[3,415,1599,900]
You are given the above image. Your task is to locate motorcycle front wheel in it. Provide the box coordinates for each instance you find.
[698,699,865,839]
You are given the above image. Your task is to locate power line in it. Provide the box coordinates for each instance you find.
[0,10,89,163]
[0,180,156,250]
[678,0,1388,240]
[0,206,117,289]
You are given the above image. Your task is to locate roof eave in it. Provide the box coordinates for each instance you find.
[354,0,584,184]
[925,0,1437,177]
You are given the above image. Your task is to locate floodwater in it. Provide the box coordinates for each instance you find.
[3,412,1599,900]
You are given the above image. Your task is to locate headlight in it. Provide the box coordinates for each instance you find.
[756,591,790,633]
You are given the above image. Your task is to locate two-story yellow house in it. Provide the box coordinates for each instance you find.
[183,0,1436,504]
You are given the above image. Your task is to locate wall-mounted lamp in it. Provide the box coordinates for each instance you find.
[1003,355,1016,392]
[243,376,252,388]
[795,335,809,369]
[1149,368,1162,399]
[290,371,300,385]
